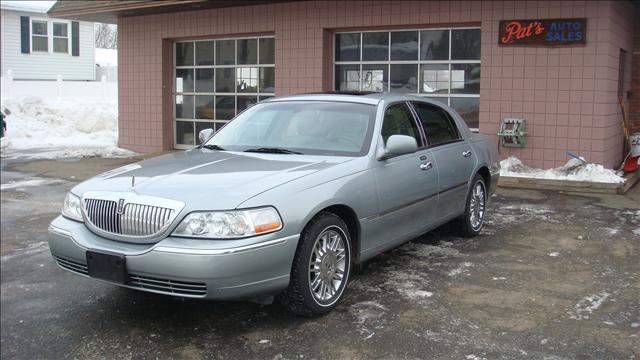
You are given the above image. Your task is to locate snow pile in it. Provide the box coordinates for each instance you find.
[95,48,118,67]
[1,96,135,159]
[500,156,625,183]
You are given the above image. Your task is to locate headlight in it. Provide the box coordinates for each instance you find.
[172,207,282,239]
[62,192,83,222]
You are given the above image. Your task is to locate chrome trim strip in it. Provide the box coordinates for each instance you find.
[153,236,295,256]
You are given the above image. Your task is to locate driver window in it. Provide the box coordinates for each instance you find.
[381,103,423,147]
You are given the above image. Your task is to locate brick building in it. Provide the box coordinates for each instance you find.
[49,0,638,168]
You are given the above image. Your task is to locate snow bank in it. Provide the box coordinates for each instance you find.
[1,96,135,159]
[500,156,625,183]
[95,48,118,67]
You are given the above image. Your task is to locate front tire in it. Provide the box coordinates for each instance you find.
[455,174,487,237]
[281,212,352,316]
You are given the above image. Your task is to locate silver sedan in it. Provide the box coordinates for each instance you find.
[48,93,500,316]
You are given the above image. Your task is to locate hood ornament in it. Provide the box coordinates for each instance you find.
[131,175,136,189]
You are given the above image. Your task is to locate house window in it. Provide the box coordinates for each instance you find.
[31,20,48,52]
[173,36,275,148]
[52,22,69,53]
[334,28,481,129]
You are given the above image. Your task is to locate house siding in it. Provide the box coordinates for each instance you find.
[0,9,95,81]
[118,1,634,168]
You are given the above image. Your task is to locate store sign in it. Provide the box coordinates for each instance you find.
[498,18,586,46]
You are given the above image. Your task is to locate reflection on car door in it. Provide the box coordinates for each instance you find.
[411,101,475,219]
[367,102,439,254]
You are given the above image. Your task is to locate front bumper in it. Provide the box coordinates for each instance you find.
[48,216,299,300]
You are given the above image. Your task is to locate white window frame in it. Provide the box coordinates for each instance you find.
[173,35,276,149]
[333,27,481,130]
[52,21,71,54]
[30,18,49,53]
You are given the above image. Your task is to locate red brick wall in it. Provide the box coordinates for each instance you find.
[118,0,635,168]
[628,4,640,134]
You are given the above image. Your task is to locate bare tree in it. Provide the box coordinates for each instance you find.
[94,23,117,49]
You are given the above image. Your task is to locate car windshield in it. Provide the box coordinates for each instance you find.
[205,101,377,156]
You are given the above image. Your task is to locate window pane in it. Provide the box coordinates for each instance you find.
[237,67,258,93]
[389,64,417,93]
[175,95,194,119]
[32,36,48,52]
[53,23,68,37]
[175,69,194,93]
[216,96,235,120]
[425,97,448,105]
[361,64,387,92]
[195,95,215,119]
[450,97,479,129]
[195,122,215,145]
[176,121,195,145]
[451,63,480,94]
[420,64,449,94]
[451,29,481,60]
[215,68,235,92]
[335,65,360,91]
[259,38,275,64]
[195,41,214,65]
[259,67,275,93]
[53,38,68,53]
[175,42,193,66]
[390,31,418,60]
[335,33,360,61]
[259,96,273,101]
[32,21,47,35]
[412,102,460,146]
[381,103,422,146]
[216,40,235,65]
[362,32,388,61]
[237,96,257,113]
[237,39,258,65]
[420,30,448,60]
[195,69,215,93]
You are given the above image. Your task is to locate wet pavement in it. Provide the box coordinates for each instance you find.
[1,155,639,359]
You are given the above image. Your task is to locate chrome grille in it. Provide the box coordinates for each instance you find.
[128,274,207,297]
[55,256,89,275]
[84,199,174,237]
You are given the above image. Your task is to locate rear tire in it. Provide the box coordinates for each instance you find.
[455,174,487,237]
[281,212,352,316]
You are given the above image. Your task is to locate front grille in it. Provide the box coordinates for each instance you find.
[55,256,89,275]
[128,274,207,297]
[55,256,207,297]
[84,199,174,237]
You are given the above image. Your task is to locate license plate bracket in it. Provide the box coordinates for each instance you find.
[86,250,127,284]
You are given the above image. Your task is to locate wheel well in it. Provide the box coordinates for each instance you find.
[319,205,360,263]
[477,166,491,188]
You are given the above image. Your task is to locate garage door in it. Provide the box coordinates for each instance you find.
[173,36,275,148]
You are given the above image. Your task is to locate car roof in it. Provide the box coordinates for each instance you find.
[264,92,441,106]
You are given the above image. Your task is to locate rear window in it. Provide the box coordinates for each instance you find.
[411,102,461,146]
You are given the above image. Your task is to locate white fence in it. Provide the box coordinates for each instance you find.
[0,77,117,102]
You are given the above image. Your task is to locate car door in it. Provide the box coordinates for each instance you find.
[411,101,475,219]
[370,102,439,250]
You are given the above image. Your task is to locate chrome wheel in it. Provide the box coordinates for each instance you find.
[308,226,348,304]
[469,181,485,231]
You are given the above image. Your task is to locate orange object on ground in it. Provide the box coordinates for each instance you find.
[623,155,639,173]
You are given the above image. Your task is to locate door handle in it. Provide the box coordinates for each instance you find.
[420,162,432,171]
[462,150,472,158]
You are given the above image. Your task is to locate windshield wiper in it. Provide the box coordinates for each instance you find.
[244,147,303,155]
[201,144,226,151]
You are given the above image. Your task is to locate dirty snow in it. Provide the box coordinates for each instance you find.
[500,156,625,183]
[569,292,611,320]
[632,229,640,237]
[548,252,560,257]
[1,96,135,159]
[448,262,473,276]
[350,301,388,339]
[0,178,64,190]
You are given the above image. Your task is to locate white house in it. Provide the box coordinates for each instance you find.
[0,1,95,81]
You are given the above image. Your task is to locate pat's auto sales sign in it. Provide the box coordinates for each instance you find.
[498,18,586,46]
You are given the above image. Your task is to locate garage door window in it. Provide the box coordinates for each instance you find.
[334,28,480,129]
[174,36,275,148]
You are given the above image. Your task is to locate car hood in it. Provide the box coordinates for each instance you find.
[72,149,354,210]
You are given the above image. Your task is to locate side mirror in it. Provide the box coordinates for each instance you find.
[198,128,215,145]
[379,135,418,159]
